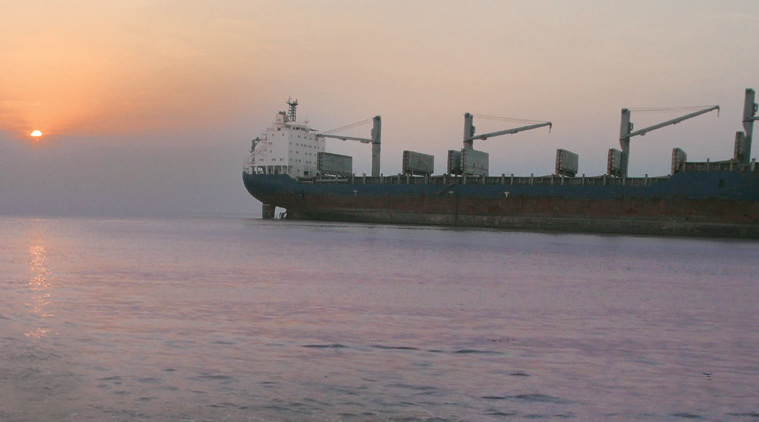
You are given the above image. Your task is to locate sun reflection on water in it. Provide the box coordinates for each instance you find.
[25,244,54,339]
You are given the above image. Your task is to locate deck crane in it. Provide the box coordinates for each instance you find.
[318,116,382,177]
[462,113,552,150]
[618,104,719,178]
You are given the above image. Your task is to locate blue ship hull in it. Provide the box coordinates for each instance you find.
[243,171,759,238]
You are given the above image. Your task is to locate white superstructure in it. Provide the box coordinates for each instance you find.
[246,98,325,178]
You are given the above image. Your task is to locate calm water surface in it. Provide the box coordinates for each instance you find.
[1,216,758,421]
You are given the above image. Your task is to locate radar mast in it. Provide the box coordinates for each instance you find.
[287,97,298,122]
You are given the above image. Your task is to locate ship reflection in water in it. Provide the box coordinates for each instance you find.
[25,243,54,339]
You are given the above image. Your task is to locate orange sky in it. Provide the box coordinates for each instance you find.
[1,1,757,216]
[1,1,273,138]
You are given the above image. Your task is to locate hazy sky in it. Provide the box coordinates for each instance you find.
[1,1,757,217]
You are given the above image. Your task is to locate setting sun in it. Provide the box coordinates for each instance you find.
[30,130,42,138]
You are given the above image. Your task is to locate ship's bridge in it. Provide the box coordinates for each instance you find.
[245,102,325,178]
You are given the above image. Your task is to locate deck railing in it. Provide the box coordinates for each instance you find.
[304,173,673,187]
[246,159,756,187]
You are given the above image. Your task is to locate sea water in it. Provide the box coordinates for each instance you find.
[1,216,758,422]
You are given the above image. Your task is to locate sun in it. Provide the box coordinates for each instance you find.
[30,130,43,137]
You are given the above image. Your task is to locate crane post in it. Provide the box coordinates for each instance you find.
[371,115,382,177]
[742,88,758,168]
[619,108,632,179]
[463,113,474,150]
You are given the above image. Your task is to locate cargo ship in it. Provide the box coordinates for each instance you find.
[243,90,759,238]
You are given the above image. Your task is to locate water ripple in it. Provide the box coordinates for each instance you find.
[303,343,348,349]
[672,413,705,419]
[372,345,420,351]
[728,412,759,418]
[483,394,572,404]
[452,349,504,355]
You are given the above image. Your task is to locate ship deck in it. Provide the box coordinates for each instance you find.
[294,159,755,188]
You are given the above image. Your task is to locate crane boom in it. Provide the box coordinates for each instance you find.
[319,134,372,143]
[462,112,551,149]
[470,121,553,141]
[618,104,719,178]
[317,116,382,177]
[628,105,720,137]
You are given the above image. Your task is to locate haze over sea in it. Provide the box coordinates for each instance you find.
[2,215,758,421]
